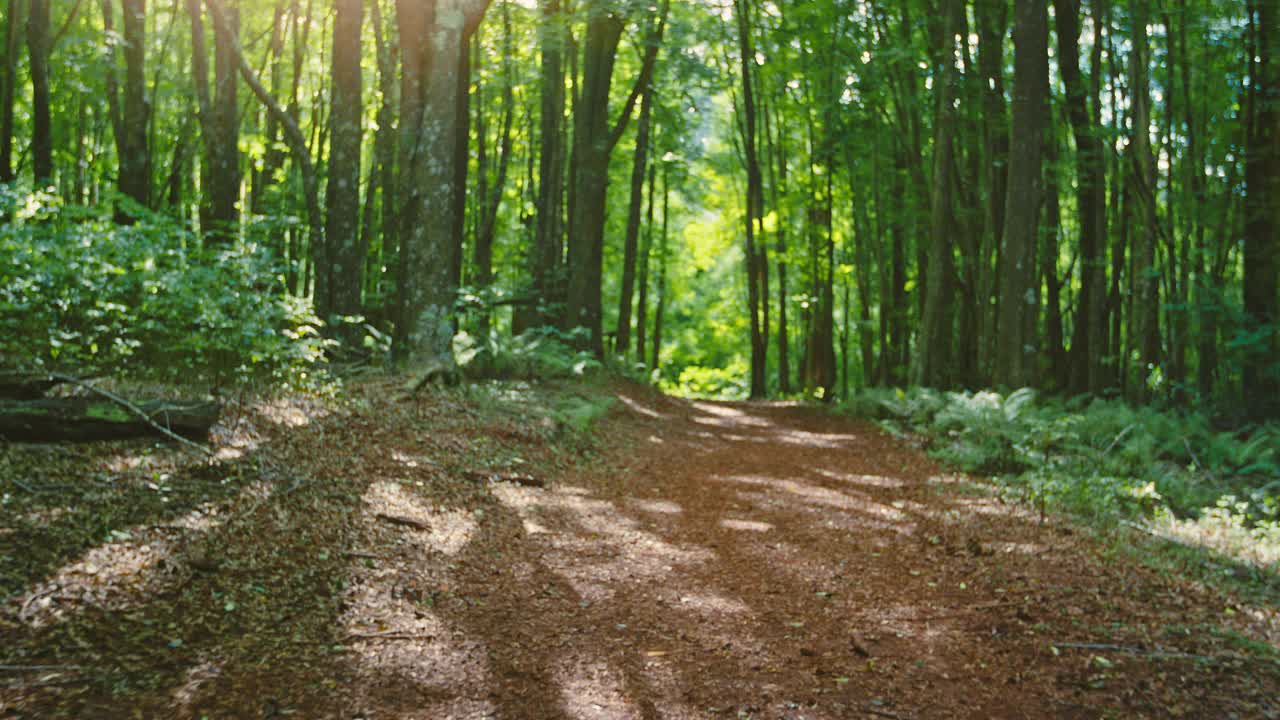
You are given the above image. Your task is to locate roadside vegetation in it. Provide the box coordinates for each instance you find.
[841,387,1280,585]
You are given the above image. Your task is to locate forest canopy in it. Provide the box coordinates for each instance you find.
[0,0,1277,419]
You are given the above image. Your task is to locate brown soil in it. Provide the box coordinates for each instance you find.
[3,380,1279,719]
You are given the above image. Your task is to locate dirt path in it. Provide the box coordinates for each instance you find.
[4,382,1278,718]
[337,388,1278,719]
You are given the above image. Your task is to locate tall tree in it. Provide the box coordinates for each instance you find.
[1128,0,1160,400]
[395,0,491,369]
[563,0,667,355]
[0,0,23,183]
[189,0,240,240]
[916,0,964,388]
[1055,0,1108,394]
[616,49,657,355]
[994,0,1048,389]
[519,0,567,333]
[28,0,53,185]
[1244,0,1279,417]
[734,0,767,398]
[322,0,363,335]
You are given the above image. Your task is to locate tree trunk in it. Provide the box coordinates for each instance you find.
[473,0,514,339]
[564,0,666,355]
[117,0,151,211]
[0,399,219,443]
[734,0,767,398]
[636,160,656,364]
[520,0,567,333]
[994,0,1048,389]
[0,0,20,182]
[1055,0,1108,395]
[396,0,491,370]
[917,0,964,388]
[975,0,1008,384]
[28,0,53,185]
[1129,0,1160,401]
[1244,0,1279,418]
[322,0,363,341]
[651,162,669,371]
[616,66,655,355]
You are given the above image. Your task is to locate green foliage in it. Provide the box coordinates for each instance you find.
[841,387,1280,531]
[662,360,750,400]
[455,326,601,381]
[0,189,331,387]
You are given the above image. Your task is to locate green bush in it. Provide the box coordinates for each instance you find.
[455,326,601,380]
[0,188,331,387]
[840,386,1280,530]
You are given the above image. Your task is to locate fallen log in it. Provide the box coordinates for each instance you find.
[0,398,220,443]
[0,372,65,400]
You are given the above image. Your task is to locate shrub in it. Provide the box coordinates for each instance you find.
[0,189,331,388]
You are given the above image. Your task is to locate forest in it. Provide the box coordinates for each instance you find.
[2,0,1280,716]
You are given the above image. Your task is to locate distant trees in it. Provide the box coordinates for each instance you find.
[0,0,1275,417]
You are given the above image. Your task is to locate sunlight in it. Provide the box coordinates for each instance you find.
[363,481,477,556]
[616,393,666,419]
[14,501,227,627]
[558,661,641,720]
[720,518,773,532]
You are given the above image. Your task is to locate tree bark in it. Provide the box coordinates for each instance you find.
[1244,0,1279,418]
[322,0,363,340]
[1129,0,1160,401]
[917,0,965,389]
[519,0,567,333]
[117,0,151,211]
[616,64,655,355]
[0,399,219,443]
[28,0,53,185]
[994,0,1048,389]
[0,0,20,182]
[1054,0,1108,395]
[734,0,767,398]
[395,0,491,370]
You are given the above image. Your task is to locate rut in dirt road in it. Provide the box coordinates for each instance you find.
[340,390,1279,720]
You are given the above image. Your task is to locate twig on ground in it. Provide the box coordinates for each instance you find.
[48,373,215,457]
[1052,642,1212,661]
[18,586,60,622]
[345,630,435,641]
[865,708,908,720]
[0,665,85,672]
[375,513,430,530]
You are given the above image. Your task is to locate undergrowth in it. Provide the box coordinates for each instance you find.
[841,387,1280,571]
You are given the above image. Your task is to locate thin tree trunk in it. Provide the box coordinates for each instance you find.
[473,0,514,339]
[322,0,363,339]
[636,160,656,365]
[0,0,20,182]
[734,0,767,397]
[1055,0,1108,395]
[651,162,669,371]
[521,0,566,333]
[616,62,655,354]
[28,0,53,185]
[994,0,1048,389]
[1244,0,1279,418]
[1129,0,1160,401]
[917,0,964,388]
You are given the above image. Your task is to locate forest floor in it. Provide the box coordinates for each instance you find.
[2,377,1280,719]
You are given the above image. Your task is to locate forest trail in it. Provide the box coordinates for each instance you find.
[3,382,1279,718]
[335,388,1279,719]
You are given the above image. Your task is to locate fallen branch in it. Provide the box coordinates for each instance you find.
[375,513,431,531]
[0,665,85,672]
[346,630,435,641]
[44,374,216,456]
[1051,642,1212,661]
[463,469,545,488]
